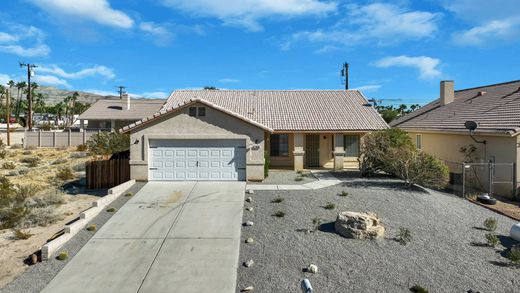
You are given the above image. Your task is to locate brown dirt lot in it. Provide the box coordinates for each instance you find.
[0,147,102,287]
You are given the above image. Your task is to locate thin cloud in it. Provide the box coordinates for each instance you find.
[218,78,240,83]
[139,22,174,46]
[453,18,520,46]
[30,0,134,29]
[34,75,71,88]
[161,0,336,31]
[0,23,50,57]
[37,65,116,80]
[352,84,382,92]
[374,55,441,79]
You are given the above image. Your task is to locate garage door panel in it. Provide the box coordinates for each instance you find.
[149,139,246,181]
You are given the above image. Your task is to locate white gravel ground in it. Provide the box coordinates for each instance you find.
[237,174,520,292]
[0,183,145,293]
[258,170,317,185]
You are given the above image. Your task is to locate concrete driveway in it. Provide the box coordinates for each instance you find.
[42,181,246,293]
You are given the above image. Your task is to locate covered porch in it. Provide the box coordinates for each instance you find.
[265,132,363,171]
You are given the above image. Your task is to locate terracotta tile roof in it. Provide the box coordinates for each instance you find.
[391,80,520,136]
[78,99,165,121]
[147,90,387,132]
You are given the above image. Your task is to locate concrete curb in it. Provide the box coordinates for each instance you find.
[41,180,136,261]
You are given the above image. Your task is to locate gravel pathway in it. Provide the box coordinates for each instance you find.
[237,176,520,292]
[259,170,317,185]
[0,182,145,293]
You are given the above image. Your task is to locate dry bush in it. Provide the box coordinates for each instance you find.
[51,158,68,165]
[76,144,88,152]
[55,167,75,181]
[2,161,15,169]
[12,229,33,240]
[20,156,41,167]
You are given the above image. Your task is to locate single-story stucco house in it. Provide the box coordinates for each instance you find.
[120,90,388,181]
[78,94,165,130]
[391,80,520,198]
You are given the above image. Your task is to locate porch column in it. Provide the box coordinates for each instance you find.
[110,119,116,130]
[79,119,85,132]
[293,133,305,171]
[334,134,345,171]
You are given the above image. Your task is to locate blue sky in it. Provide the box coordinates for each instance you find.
[0,0,519,105]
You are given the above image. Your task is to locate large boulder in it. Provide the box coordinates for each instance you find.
[334,211,385,239]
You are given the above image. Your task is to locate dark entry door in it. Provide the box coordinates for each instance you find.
[305,134,320,167]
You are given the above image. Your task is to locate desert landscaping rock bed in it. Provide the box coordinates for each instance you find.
[0,182,145,293]
[237,176,520,292]
[257,170,317,185]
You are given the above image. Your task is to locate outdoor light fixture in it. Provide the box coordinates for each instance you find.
[464,120,486,144]
[133,139,139,144]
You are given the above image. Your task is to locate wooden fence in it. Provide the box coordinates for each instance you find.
[86,158,130,189]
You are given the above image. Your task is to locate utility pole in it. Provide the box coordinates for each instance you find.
[6,88,10,146]
[116,86,126,99]
[341,62,349,90]
[20,62,37,130]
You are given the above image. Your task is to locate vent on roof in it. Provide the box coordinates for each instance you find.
[108,106,123,110]
[477,91,487,96]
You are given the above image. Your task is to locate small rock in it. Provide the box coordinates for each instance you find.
[30,254,38,265]
[243,221,254,226]
[245,207,254,211]
[307,264,318,274]
[245,238,254,244]
[247,189,254,194]
[241,286,254,292]
[243,259,254,267]
[245,197,253,202]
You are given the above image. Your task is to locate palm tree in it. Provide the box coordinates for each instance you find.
[55,102,65,122]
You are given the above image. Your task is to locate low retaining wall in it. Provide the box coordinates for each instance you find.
[41,180,136,260]
[24,130,103,148]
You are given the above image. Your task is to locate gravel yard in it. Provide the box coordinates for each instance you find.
[0,183,144,293]
[258,170,317,185]
[237,175,520,292]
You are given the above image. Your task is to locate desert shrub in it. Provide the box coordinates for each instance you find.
[485,233,499,247]
[323,203,336,210]
[0,149,7,159]
[12,229,33,240]
[2,162,15,169]
[294,176,303,181]
[507,246,520,266]
[72,163,85,172]
[272,211,285,218]
[20,156,41,167]
[76,144,88,152]
[23,150,32,155]
[18,168,29,175]
[271,197,284,203]
[57,146,68,151]
[87,132,130,157]
[25,146,36,150]
[395,227,412,245]
[410,285,428,293]
[30,193,65,208]
[359,129,449,188]
[86,224,97,231]
[106,207,117,213]
[312,217,323,232]
[125,192,133,197]
[55,167,74,181]
[21,207,60,228]
[338,191,349,197]
[51,158,68,165]
[10,144,22,149]
[57,251,68,261]
[483,217,497,232]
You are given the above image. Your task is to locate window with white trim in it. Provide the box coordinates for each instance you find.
[270,134,289,157]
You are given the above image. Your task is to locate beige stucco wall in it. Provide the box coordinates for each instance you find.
[406,131,518,197]
[128,102,265,181]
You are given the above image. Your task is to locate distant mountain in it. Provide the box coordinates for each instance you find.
[35,86,120,105]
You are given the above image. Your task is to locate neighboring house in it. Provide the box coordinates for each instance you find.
[78,94,165,130]
[391,80,520,197]
[121,90,388,181]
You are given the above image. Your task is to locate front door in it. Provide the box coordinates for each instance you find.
[305,134,320,167]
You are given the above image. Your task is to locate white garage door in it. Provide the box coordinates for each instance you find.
[148,139,246,181]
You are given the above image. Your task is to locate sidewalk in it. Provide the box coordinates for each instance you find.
[247,171,342,191]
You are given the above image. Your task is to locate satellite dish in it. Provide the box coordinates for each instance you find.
[464,121,478,131]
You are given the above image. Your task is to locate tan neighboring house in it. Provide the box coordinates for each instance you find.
[391,80,520,198]
[78,94,165,130]
[121,90,388,182]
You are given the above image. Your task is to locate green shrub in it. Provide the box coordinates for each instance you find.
[12,229,33,240]
[106,207,117,213]
[485,233,499,247]
[507,246,520,266]
[396,227,412,245]
[271,197,284,203]
[323,203,335,210]
[410,285,429,293]
[359,129,449,188]
[55,167,74,181]
[124,192,133,197]
[20,156,41,167]
[87,132,130,157]
[272,211,285,218]
[57,251,68,261]
[338,191,349,197]
[2,162,15,169]
[312,217,322,232]
[483,217,497,232]
[0,149,7,159]
[86,224,97,231]
[76,144,88,152]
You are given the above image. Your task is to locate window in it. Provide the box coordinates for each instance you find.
[270,134,289,157]
[344,135,359,157]
[189,107,197,117]
[416,134,422,150]
[198,107,206,116]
